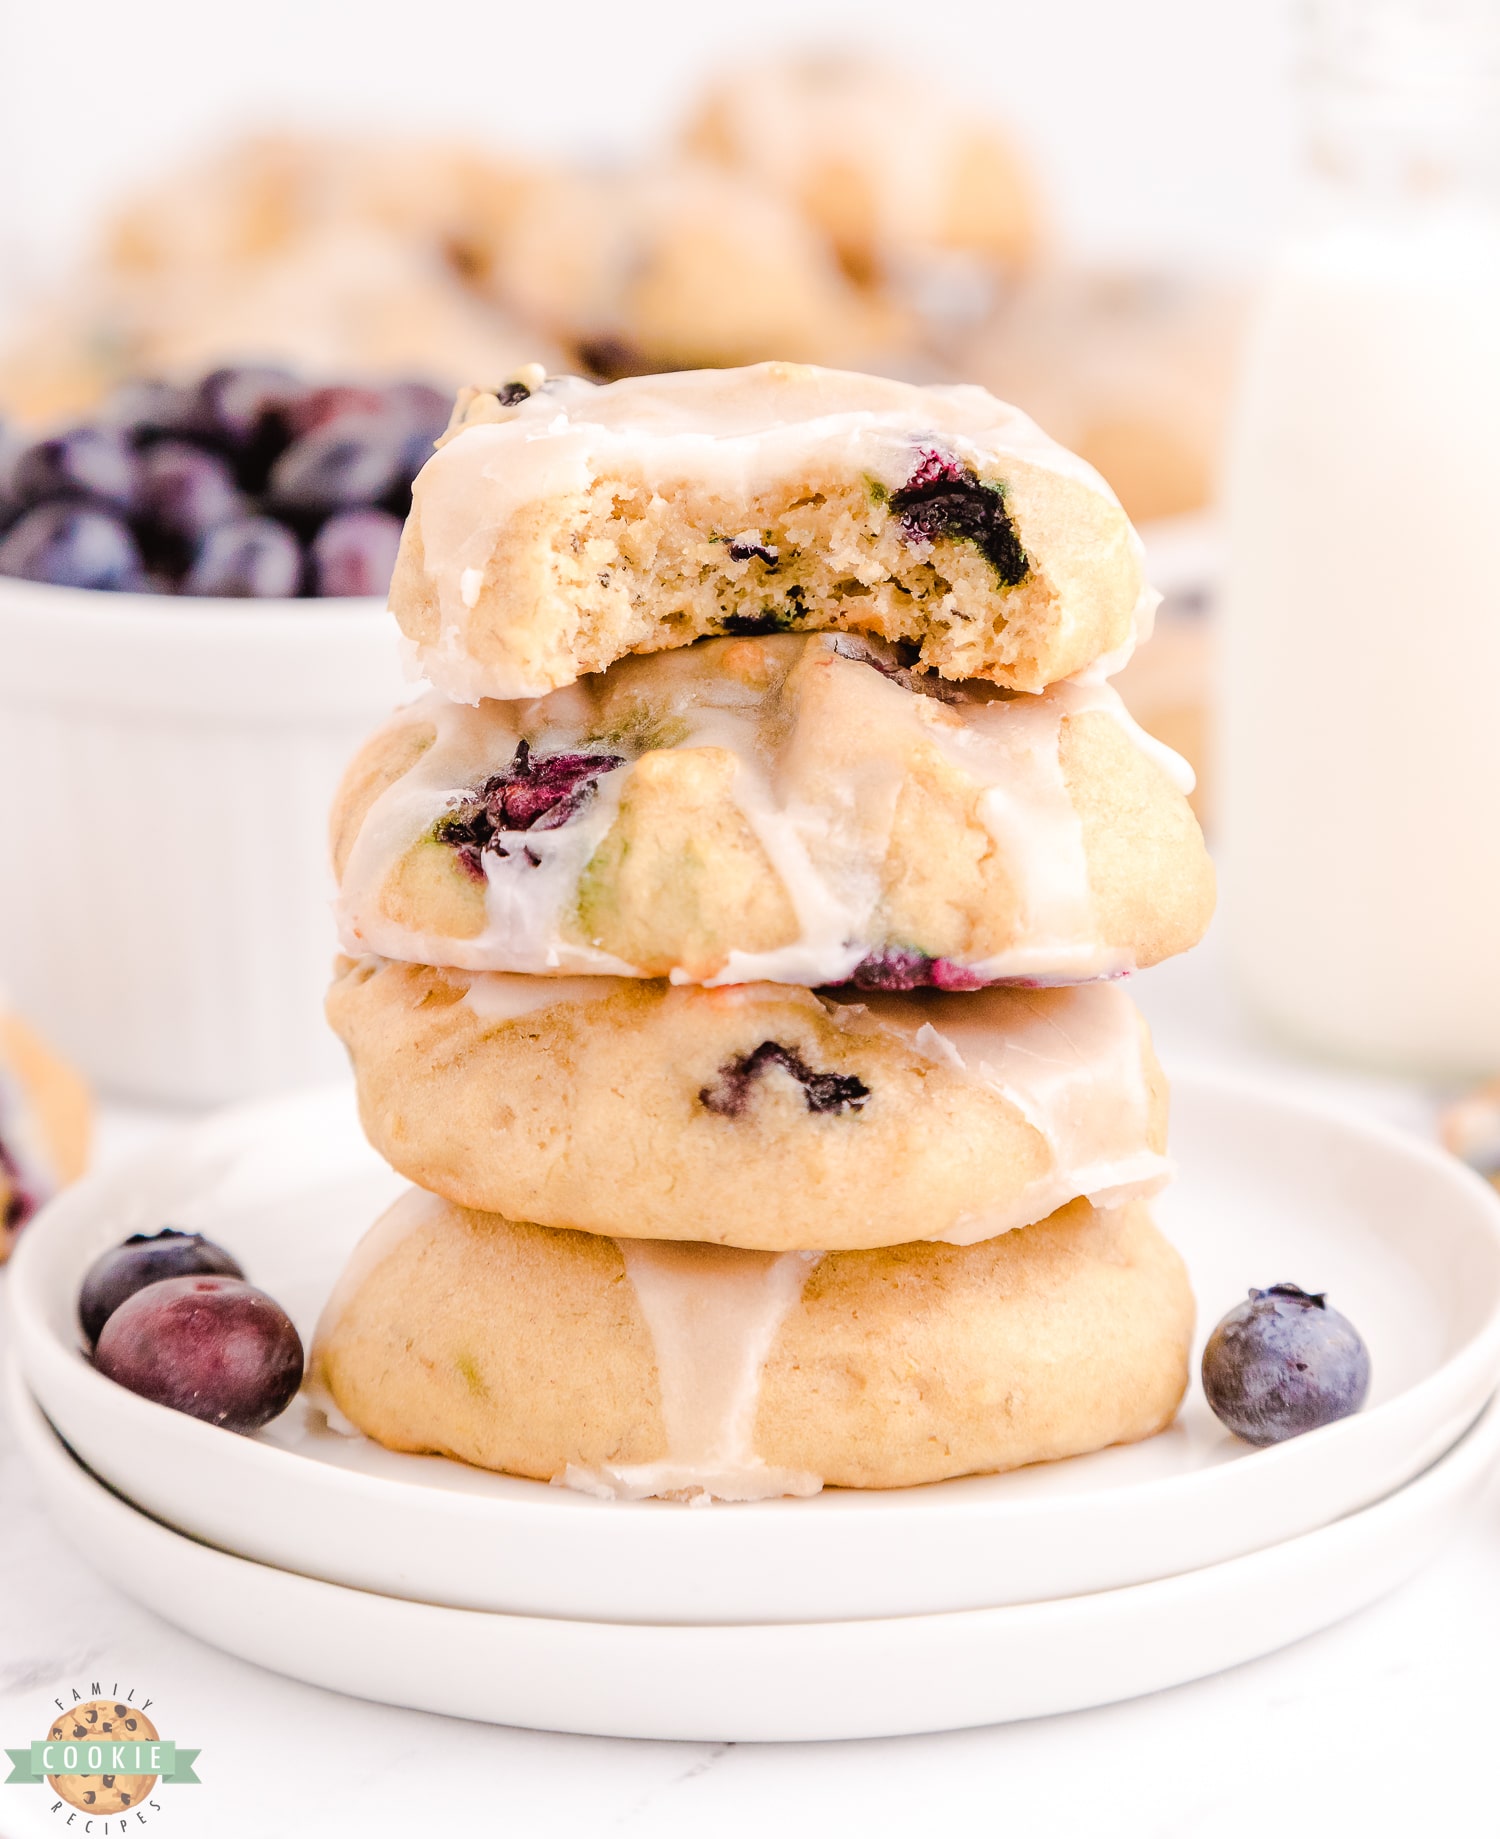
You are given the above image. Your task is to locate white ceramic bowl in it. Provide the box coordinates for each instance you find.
[0,576,411,1104]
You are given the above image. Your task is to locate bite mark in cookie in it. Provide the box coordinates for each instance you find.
[699,1040,870,1118]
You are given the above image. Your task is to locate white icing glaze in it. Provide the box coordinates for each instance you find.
[839,981,1170,1241]
[336,634,1192,986]
[1067,634,1195,796]
[561,1240,823,1504]
[411,362,1138,702]
[336,694,641,976]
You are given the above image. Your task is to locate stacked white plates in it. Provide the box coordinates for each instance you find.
[9,1073,1500,1742]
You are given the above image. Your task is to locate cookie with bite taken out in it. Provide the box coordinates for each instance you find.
[390,363,1152,703]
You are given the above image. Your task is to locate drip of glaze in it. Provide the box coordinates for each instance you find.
[560,1241,824,1504]
[844,981,1170,1241]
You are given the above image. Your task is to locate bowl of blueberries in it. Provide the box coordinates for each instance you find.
[0,364,445,1106]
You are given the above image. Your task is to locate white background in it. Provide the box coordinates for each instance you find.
[1,0,1300,288]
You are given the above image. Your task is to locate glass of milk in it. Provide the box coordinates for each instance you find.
[1220,0,1500,1076]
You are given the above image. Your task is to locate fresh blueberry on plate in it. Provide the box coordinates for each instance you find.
[91,1274,304,1432]
[1201,1282,1371,1445]
[78,1227,245,1350]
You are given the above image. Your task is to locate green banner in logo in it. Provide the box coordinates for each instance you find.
[5,1741,201,1785]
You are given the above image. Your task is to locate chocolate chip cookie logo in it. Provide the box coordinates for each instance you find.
[5,1684,200,1826]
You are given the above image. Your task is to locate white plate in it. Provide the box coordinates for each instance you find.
[10,1073,1500,1624]
[12,1370,1497,1742]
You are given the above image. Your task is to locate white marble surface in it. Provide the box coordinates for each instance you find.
[1,930,1495,1838]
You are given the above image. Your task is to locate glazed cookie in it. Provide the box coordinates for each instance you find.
[327,960,1170,1250]
[390,363,1151,702]
[312,1189,1194,1498]
[957,267,1246,524]
[682,55,1037,291]
[0,1008,91,1257]
[485,164,898,379]
[332,633,1213,986]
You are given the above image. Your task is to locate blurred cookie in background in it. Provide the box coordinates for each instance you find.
[682,53,1038,330]
[0,134,561,426]
[956,267,1245,525]
[1112,515,1221,827]
[101,131,542,286]
[484,163,907,377]
[1441,1081,1500,1193]
[0,1005,91,1258]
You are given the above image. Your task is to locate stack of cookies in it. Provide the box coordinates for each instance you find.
[312,363,1214,1500]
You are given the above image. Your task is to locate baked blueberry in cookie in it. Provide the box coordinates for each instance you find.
[699,1040,871,1117]
[326,962,1173,1251]
[887,446,1029,586]
[846,948,991,993]
[434,740,626,880]
[332,631,1214,986]
[725,535,779,566]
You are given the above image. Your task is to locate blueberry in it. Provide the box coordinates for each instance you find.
[382,380,451,429]
[182,515,302,598]
[434,740,625,878]
[10,426,137,512]
[103,377,200,446]
[380,423,443,518]
[187,365,300,491]
[844,948,988,993]
[700,1041,870,1118]
[828,633,964,702]
[308,506,403,597]
[719,611,791,636]
[268,413,409,517]
[726,536,779,566]
[0,503,143,589]
[92,1274,304,1433]
[136,440,243,547]
[194,364,297,447]
[889,447,1029,586]
[78,1228,245,1350]
[283,383,389,437]
[1201,1283,1371,1445]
